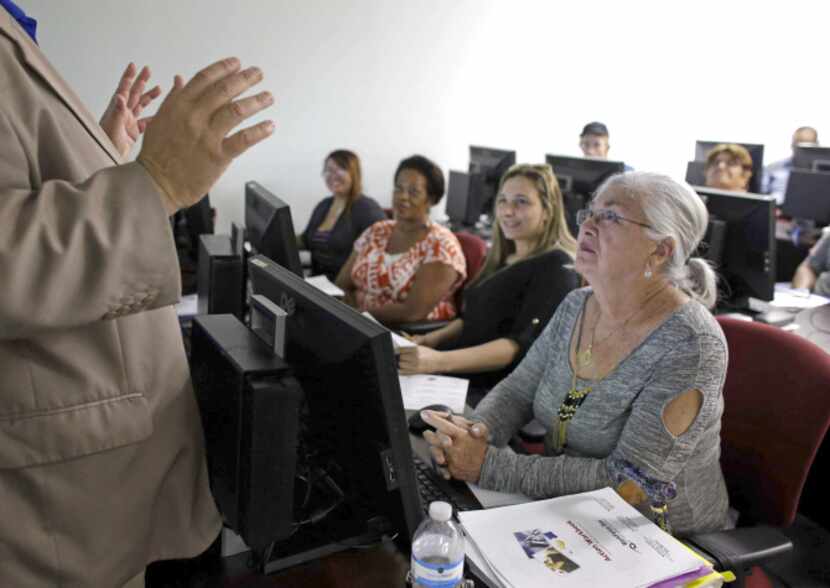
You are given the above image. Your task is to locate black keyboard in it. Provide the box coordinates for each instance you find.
[412,455,481,515]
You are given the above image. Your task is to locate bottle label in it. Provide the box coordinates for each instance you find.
[411,556,464,587]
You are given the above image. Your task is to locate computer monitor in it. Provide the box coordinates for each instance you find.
[184,194,214,252]
[792,146,830,172]
[694,140,764,194]
[195,255,423,571]
[781,170,830,225]
[445,170,485,227]
[244,181,303,276]
[196,234,244,318]
[545,154,626,195]
[685,160,706,187]
[469,145,516,217]
[694,187,776,307]
[545,154,626,236]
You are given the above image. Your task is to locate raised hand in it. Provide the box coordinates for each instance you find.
[137,57,275,215]
[99,63,161,158]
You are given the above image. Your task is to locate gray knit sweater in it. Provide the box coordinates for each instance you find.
[473,288,731,536]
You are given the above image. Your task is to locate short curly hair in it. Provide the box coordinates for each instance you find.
[394,155,445,205]
[704,143,753,172]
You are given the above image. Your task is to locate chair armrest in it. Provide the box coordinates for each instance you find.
[396,320,449,335]
[685,525,792,577]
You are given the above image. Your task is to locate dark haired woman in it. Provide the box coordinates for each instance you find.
[299,149,386,280]
[336,155,466,324]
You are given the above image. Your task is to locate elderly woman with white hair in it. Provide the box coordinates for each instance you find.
[422,171,731,536]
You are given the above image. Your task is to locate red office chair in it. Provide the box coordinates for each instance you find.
[396,231,488,335]
[687,317,830,587]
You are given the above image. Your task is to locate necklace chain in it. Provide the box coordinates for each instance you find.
[578,285,670,369]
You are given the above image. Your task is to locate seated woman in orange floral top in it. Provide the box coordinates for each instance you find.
[336,155,467,325]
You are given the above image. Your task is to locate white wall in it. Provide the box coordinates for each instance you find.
[25,0,830,232]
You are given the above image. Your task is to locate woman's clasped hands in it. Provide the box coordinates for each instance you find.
[421,410,490,483]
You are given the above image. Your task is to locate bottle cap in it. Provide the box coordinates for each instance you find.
[429,501,453,522]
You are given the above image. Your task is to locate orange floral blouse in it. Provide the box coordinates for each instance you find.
[351,220,467,320]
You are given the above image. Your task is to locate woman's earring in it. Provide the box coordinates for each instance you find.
[644,267,653,279]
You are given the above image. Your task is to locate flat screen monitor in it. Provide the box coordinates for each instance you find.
[694,187,776,306]
[781,170,830,225]
[244,182,303,276]
[469,145,516,216]
[247,255,422,569]
[685,160,706,187]
[196,234,244,318]
[694,140,764,194]
[184,194,214,250]
[445,170,478,226]
[544,154,625,195]
[792,146,830,172]
[545,154,626,237]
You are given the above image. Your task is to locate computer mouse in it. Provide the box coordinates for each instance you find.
[408,404,453,435]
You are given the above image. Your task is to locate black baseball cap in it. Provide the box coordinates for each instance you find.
[580,122,609,137]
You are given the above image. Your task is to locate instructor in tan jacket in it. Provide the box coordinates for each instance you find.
[0,4,275,586]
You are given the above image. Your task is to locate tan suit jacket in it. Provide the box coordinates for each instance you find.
[0,10,220,587]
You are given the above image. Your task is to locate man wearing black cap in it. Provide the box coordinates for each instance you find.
[579,121,633,170]
[579,121,612,158]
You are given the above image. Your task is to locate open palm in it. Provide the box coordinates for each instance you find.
[100,63,161,158]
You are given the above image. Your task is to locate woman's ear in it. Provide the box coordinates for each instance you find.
[653,238,675,266]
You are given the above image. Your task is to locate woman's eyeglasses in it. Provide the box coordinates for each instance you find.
[576,208,652,229]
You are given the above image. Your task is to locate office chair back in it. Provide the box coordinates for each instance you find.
[716,317,830,527]
[395,231,487,335]
[453,231,488,287]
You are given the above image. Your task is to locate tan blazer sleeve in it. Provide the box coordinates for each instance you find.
[0,108,182,340]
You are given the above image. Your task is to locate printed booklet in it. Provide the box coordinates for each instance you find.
[459,487,717,588]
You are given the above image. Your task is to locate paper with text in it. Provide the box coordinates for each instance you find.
[398,374,468,414]
[459,487,704,588]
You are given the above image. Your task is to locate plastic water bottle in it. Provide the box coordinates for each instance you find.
[410,501,465,587]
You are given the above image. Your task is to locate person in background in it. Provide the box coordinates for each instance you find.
[398,164,579,404]
[1,3,275,586]
[792,229,830,296]
[703,143,753,192]
[422,172,731,537]
[579,121,612,158]
[299,149,386,280]
[579,121,633,170]
[336,155,466,324]
[762,126,819,204]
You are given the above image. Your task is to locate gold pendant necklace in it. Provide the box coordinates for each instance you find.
[580,284,670,368]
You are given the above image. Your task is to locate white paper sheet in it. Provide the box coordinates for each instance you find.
[466,483,533,510]
[175,293,199,318]
[459,488,703,588]
[360,312,416,350]
[750,283,830,312]
[305,274,345,297]
[398,374,468,413]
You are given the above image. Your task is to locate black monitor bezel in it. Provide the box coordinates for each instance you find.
[792,146,830,172]
[781,169,830,225]
[694,186,776,304]
[244,182,303,277]
[247,255,423,547]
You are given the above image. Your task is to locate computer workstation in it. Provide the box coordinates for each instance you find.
[693,186,776,312]
[191,255,484,575]
[545,154,626,236]
[793,145,830,173]
[197,181,303,319]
